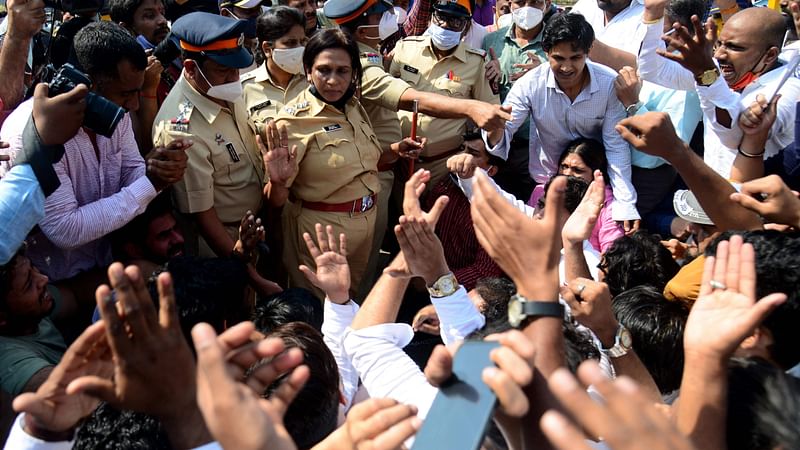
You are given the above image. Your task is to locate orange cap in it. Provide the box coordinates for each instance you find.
[433,0,472,16]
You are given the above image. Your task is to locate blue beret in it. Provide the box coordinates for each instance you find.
[171,12,254,68]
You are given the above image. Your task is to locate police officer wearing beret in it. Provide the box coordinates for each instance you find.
[152,12,265,258]
[325,0,508,295]
[389,0,501,186]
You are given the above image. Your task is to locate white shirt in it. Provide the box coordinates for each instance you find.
[570,0,647,55]
[322,299,361,412]
[430,286,486,346]
[638,18,800,177]
[483,61,639,220]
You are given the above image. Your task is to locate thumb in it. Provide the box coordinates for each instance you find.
[33,82,49,100]
[427,195,450,224]
[12,392,47,416]
[729,192,767,214]
[501,105,512,113]
[298,265,321,287]
[615,123,643,147]
[61,84,90,103]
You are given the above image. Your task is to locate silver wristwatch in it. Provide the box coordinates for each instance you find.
[601,325,633,358]
[507,293,565,328]
[427,272,459,298]
[625,101,643,117]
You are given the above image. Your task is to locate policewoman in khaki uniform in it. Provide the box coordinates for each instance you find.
[241,6,309,138]
[153,12,264,258]
[267,28,382,298]
[390,0,499,185]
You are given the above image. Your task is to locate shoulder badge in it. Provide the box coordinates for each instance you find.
[249,100,272,113]
[403,64,419,74]
[361,52,382,65]
[169,99,194,132]
[240,71,257,82]
[466,47,487,57]
[284,100,311,116]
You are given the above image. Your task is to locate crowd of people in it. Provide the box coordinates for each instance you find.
[0,0,799,447]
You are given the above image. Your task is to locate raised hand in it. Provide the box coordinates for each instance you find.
[146,138,192,191]
[314,398,420,450]
[738,94,779,136]
[412,304,441,335]
[541,361,696,450]
[298,223,351,303]
[562,170,605,245]
[32,82,88,146]
[13,321,112,439]
[392,136,426,160]
[192,321,309,450]
[142,55,163,96]
[560,278,618,347]
[729,175,800,228]
[467,102,512,132]
[390,216,449,284]
[262,120,298,187]
[5,0,45,40]
[233,210,265,262]
[511,51,541,81]
[684,235,786,361]
[402,169,450,226]
[657,16,717,78]
[614,66,642,109]
[616,112,686,161]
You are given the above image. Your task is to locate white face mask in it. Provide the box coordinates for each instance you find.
[379,10,399,41]
[425,23,462,50]
[272,46,305,74]
[197,66,243,103]
[497,12,513,29]
[512,6,543,31]
[394,6,408,24]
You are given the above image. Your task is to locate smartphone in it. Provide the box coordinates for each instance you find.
[411,341,500,450]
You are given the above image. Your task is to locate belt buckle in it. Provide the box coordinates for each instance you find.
[360,195,374,213]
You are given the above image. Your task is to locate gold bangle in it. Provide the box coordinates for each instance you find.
[642,16,662,24]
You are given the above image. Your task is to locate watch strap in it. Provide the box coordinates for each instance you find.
[520,301,565,318]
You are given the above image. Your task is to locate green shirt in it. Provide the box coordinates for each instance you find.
[482,25,547,141]
[0,317,66,396]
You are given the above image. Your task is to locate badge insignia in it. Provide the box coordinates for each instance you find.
[226,143,240,163]
[249,100,272,113]
[403,65,419,74]
[323,124,342,133]
[215,133,224,145]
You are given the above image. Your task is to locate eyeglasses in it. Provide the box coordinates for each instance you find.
[433,11,468,31]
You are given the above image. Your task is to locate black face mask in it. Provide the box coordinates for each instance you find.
[309,81,357,112]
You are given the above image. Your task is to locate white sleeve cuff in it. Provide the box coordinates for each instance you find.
[430,286,485,346]
[696,75,740,112]
[3,414,73,450]
[481,128,511,160]
[191,442,223,450]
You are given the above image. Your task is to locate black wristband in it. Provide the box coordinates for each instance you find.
[21,116,64,197]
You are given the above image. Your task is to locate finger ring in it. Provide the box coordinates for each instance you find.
[576,284,586,295]
[709,280,727,290]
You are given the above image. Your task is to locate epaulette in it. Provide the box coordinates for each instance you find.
[169,99,194,132]
[240,71,257,82]
[466,47,487,57]
[283,100,311,116]
[361,52,382,65]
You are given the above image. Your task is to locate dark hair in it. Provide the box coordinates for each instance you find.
[665,0,706,33]
[541,12,594,53]
[475,277,515,328]
[302,28,363,85]
[463,131,505,167]
[563,320,601,373]
[264,322,340,449]
[108,0,142,25]
[148,256,250,343]
[600,231,679,297]
[73,403,171,450]
[256,6,305,44]
[537,175,589,214]
[111,193,174,260]
[559,138,609,184]
[707,230,800,369]
[727,357,800,450]
[74,21,148,80]
[0,249,24,311]
[252,288,324,334]
[612,286,688,394]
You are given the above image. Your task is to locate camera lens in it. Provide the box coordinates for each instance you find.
[84,93,126,138]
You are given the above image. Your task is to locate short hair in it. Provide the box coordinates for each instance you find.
[264,322,340,449]
[111,193,174,260]
[665,0,706,32]
[727,357,800,450]
[108,0,145,25]
[73,21,147,80]
[612,286,688,394]
[302,28,363,85]
[600,231,680,297]
[148,256,250,343]
[252,288,324,334]
[541,12,594,54]
[537,175,589,214]
[0,249,24,311]
[463,131,505,168]
[256,5,305,44]
[73,403,171,449]
[563,320,601,373]
[707,230,800,369]
[474,277,515,329]
[559,137,609,184]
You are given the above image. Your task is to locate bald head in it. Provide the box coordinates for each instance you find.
[726,7,787,49]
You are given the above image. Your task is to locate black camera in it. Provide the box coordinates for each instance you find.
[152,34,180,68]
[48,63,126,138]
[43,0,104,14]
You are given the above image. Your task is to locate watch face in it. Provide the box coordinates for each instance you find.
[508,297,522,328]
[439,277,455,294]
[620,328,633,349]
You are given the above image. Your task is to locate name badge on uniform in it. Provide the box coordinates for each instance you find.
[403,65,419,74]
[323,124,342,133]
[226,143,240,163]
[249,100,272,113]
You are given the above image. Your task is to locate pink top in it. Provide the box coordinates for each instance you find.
[0,99,157,281]
[528,183,623,253]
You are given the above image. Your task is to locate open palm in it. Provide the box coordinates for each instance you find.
[299,223,351,303]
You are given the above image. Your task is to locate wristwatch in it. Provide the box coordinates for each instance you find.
[507,293,565,328]
[601,324,634,358]
[427,272,459,298]
[625,101,643,117]
[695,67,720,86]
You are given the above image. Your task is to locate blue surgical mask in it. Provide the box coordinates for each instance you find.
[425,23,461,51]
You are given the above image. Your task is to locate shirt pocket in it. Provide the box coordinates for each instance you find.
[399,69,422,88]
[314,131,353,169]
[433,78,470,99]
[210,141,244,185]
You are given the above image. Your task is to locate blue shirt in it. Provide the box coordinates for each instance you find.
[0,164,44,264]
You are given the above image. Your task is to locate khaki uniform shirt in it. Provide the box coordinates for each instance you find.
[153,75,264,224]
[241,63,308,138]
[389,36,499,157]
[358,42,408,154]
[275,88,381,203]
